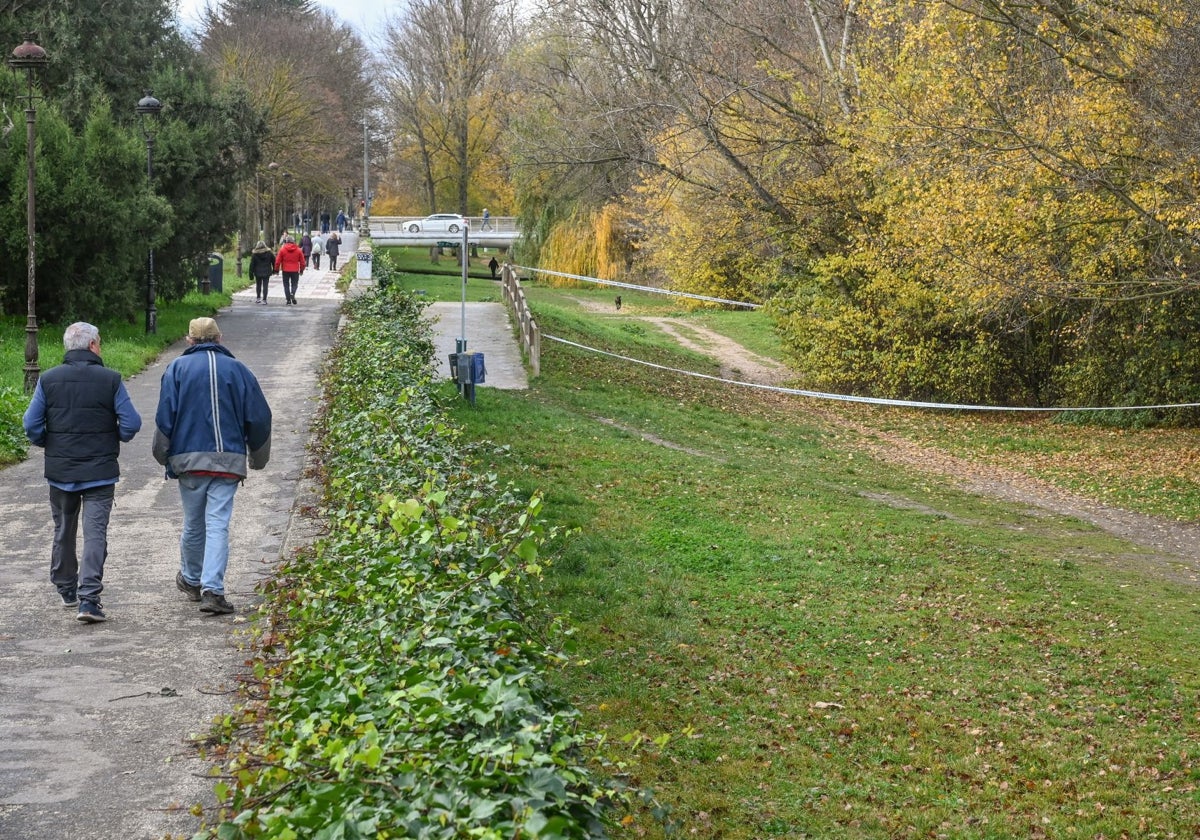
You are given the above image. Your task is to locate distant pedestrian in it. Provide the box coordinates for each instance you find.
[302,209,311,234]
[311,232,324,270]
[488,255,499,279]
[248,239,275,305]
[326,231,341,271]
[274,235,305,305]
[153,318,272,616]
[299,233,313,271]
[481,208,491,231]
[615,295,622,311]
[23,322,142,623]
[320,210,331,234]
[336,210,346,233]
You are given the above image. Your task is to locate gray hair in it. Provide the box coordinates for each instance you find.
[63,322,99,351]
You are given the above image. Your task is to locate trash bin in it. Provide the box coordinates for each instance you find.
[448,352,459,383]
[470,352,486,384]
[356,250,373,282]
[206,253,223,293]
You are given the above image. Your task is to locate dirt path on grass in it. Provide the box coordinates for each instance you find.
[643,318,1200,583]
[644,318,789,384]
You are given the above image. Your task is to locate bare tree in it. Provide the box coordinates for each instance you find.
[380,0,516,214]
[198,1,373,234]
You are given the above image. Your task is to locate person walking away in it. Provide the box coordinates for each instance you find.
[274,235,305,304]
[248,239,275,304]
[310,232,323,271]
[23,322,142,623]
[320,210,330,234]
[336,209,346,233]
[153,318,271,615]
[488,255,499,279]
[325,231,341,271]
[299,233,313,272]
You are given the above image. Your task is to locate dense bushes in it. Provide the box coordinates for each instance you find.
[204,284,614,838]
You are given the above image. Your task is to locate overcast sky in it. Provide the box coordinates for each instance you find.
[175,0,394,42]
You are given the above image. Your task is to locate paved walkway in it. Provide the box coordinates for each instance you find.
[0,236,528,838]
[231,230,360,305]
[233,236,528,392]
[425,301,529,390]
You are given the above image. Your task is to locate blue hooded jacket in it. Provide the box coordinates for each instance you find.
[152,342,271,479]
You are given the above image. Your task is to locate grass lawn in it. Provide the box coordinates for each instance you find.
[435,279,1200,838]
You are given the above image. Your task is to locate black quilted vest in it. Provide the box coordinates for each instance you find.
[39,350,122,484]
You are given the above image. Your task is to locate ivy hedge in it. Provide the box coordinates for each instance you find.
[201,276,617,838]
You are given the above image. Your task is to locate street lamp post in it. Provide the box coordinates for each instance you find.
[282,171,293,235]
[9,34,49,392]
[136,91,162,334]
[361,120,370,240]
[267,161,279,242]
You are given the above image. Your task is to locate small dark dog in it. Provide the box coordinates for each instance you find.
[615,295,622,311]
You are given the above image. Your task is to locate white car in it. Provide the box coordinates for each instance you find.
[406,213,468,234]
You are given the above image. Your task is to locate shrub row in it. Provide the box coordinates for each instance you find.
[203,277,613,838]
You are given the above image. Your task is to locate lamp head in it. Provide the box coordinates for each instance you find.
[136,90,163,119]
[9,33,48,71]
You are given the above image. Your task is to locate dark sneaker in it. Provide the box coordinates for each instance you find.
[199,591,234,615]
[59,589,79,608]
[176,571,202,602]
[76,601,107,623]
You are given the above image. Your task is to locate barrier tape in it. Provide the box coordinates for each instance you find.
[514,266,761,309]
[542,333,1200,413]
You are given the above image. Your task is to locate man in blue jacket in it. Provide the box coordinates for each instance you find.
[153,317,271,615]
[23,322,142,623]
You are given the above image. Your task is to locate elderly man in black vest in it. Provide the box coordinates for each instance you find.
[23,322,142,623]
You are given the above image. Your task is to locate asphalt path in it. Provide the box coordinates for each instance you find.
[0,286,342,839]
[0,245,529,839]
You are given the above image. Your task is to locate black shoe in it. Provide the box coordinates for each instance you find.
[199,590,234,615]
[59,588,79,608]
[77,601,107,623]
[176,571,202,602]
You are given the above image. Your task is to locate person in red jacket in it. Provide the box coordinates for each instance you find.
[274,235,306,305]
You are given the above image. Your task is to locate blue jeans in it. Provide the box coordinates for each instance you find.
[48,483,115,603]
[177,474,239,595]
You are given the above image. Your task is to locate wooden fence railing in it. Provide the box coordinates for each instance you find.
[500,264,539,377]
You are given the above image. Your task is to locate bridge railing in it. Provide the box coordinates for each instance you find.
[368,216,518,234]
[500,263,539,377]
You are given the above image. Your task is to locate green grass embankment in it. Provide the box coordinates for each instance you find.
[429,273,1200,838]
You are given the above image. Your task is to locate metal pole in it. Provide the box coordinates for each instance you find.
[22,85,38,390]
[256,170,263,240]
[145,133,157,334]
[10,35,47,390]
[136,91,162,333]
[361,121,370,239]
[458,222,468,354]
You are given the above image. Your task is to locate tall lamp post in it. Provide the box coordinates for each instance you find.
[282,171,293,235]
[267,161,279,243]
[136,91,162,334]
[361,120,370,239]
[9,34,49,392]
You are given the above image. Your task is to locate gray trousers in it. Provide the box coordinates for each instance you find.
[48,483,115,604]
